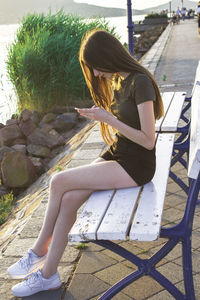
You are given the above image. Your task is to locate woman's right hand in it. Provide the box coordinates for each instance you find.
[75,106,113,124]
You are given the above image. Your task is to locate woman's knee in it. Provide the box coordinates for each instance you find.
[50,171,69,193]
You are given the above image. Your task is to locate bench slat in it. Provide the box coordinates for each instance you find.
[129,133,175,241]
[68,190,114,242]
[161,92,186,131]
[191,61,200,95]
[155,92,174,131]
[188,79,200,179]
[97,187,141,240]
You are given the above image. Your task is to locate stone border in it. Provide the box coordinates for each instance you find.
[140,23,173,75]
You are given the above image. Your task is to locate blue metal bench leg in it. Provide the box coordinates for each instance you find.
[182,238,195,300]
[93,240,187,300]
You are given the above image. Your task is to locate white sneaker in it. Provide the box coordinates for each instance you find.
[12,269,62,297]
[8,249,46,279]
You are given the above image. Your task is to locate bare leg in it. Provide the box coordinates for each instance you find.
[32,158,105,256]
[41,189,93,277]
[39,160,137,278]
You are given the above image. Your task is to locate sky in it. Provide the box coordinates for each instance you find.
[74,0,199,10]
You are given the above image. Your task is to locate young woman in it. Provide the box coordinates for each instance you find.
[8,29,164,297]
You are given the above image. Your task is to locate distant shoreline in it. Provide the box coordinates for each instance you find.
[0,0,132,25]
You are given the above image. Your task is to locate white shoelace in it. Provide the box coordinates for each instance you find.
[19,251,33,271]
[24,271,44,290]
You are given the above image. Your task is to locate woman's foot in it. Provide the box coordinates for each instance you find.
[12,269,62,297]
[8,249,47,279]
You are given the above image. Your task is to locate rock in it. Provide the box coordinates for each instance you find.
[19,119,37,137]
[27,128,65,149]
[11,138,27,146]
[0,146,15,163]
[19,109,33,122]
[27,144,51,158]
[40,123,54,133]
[0,123,5,129]
[52,113,77,132]
[41,113,57,124]
[6,119,18,126]
[0,125,24,147]
[29,157,45,175]
[31,111,42,125]
[1,151,37,188]
[11,144,26,154]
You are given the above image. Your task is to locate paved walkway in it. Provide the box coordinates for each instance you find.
[0,18,200,300]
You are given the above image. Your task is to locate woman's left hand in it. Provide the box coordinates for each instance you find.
[75,106,113,123]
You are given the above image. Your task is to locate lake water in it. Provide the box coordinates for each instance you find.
[0,24,19,124]
[0,14,145,124]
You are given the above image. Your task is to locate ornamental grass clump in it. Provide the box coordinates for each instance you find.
[0,192,15,225]
[7,11,116,113]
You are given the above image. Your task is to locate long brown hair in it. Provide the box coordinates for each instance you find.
[79,29,164,145]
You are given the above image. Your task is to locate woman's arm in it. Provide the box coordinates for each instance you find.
[76,101,155,150]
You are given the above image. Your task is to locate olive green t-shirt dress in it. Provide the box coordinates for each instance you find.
[101,73,156,186]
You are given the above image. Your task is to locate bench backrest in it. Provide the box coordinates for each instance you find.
[155,92,185,132]
[191,60,200,96]
[188,63,200,179]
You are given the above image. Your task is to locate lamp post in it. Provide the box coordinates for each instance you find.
[127,0,134,56]
[169,1,172,18]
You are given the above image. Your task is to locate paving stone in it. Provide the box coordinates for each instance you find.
[67,159,93,168]
[162,207,184,223]
[165,181,184,194]
[157,261,183,283]
[58,265,73,283]
[91,291,133,300]
[122,276,164,299]
[20,286,65,300]
[31,202,47,218]
[80,241,105,252]
[102,248,125,263]
[174,249,200,273]
[60,246,80,264]
[19,218,43,238]
[65,274,109,300]
[3,238,37,257]
[127,238,166,252]
[174,202,187,211]
[81,142,105,149]
[192,231,200,249]
[148,289,174,300]
[150,242,182,262]
[75,251,117,274]
[192,214,200,230]
[73,148,102,160]
[95,262,135,286]
[0,279,19,300]
[164,192,187,207]
[0,256,20,279]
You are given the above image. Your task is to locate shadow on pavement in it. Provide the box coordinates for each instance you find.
[19,287,65,300]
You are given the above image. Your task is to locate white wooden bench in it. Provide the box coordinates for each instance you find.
[68,63,200,299]
[69,133,174,243]
[155,91,186,133]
